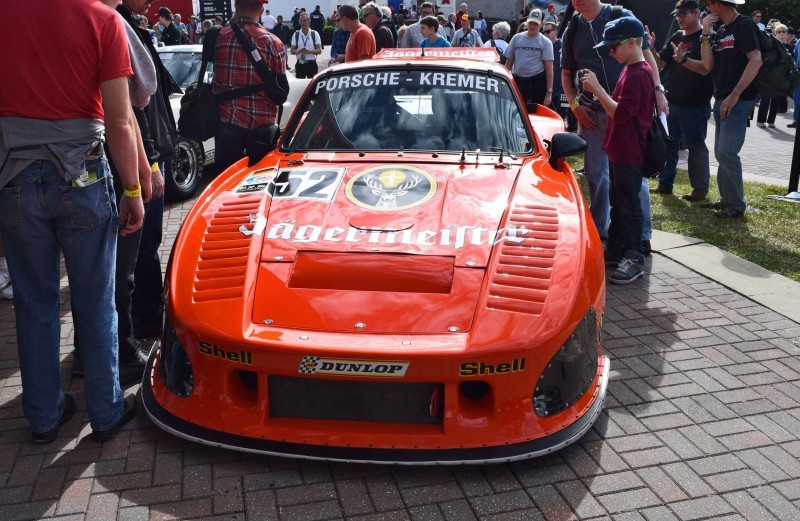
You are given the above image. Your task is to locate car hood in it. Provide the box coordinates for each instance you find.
[247,157,527,334]
[255,159,520,266]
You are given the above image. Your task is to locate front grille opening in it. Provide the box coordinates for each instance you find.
[460,380,490,400]
[269,376,444,424]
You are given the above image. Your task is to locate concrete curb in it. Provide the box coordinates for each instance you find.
[652,229,800,323]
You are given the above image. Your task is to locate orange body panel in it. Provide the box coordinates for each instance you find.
[143,53,607,464]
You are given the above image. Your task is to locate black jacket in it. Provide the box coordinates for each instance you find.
[118,4,181,163]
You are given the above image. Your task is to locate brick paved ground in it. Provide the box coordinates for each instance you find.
[1,189,800,521]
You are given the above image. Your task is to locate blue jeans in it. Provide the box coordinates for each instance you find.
[0,159,124,432]
[713,98,755,213]
[793,84,799,123]
[607,162,645,261]
[659,103,711,195]
[579,110,610,238]
[640,178,652,242]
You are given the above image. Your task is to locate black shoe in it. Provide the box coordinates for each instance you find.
[608,255,645,285]
[681,189,707,202]
[789,122,797,128]
[641,240,651,257]
[714,207,744,219]
[32,394,76,444]
[91,394,138,442]
[119,347,148,386]
[700,200,724,210]
[649,184,672,195]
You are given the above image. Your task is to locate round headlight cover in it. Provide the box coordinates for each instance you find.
[533,308,600,417]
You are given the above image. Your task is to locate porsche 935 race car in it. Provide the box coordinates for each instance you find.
[143,47,608,464]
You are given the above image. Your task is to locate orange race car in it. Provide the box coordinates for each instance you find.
[142,48,608,464]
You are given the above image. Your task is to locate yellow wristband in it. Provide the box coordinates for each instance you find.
[124,184,142,198]
[570,98,580,110]
[151,162,159,173]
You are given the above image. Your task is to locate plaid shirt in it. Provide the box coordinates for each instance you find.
[212,18,286,129]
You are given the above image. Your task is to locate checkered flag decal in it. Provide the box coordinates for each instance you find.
[298,356,319,374]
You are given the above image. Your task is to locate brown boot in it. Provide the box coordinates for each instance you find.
[649,183,672,195]
[681,189,707,202]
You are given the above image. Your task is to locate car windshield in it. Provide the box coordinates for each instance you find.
[282,69,532,154]
[159,51,212,90]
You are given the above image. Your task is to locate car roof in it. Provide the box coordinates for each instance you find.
[157,45,202,53]
[374,48,502,64]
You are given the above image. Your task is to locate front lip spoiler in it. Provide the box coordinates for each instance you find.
[141,354,610,465]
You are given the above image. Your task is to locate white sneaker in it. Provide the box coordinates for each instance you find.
[2,285,13,300]
[0,258,9,290]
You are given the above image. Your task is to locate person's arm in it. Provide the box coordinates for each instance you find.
[543,60,553,107]
[671,41,712,75]
[100,77,144,236]
[700,15,717,72]
[313,31,322,55]
[132,116,154,203]
[580,69,617,118]
[719,48,761,118]
[643,48,668,114]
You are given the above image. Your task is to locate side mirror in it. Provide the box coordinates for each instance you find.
[248,124,281,166]
[548,132,587,170]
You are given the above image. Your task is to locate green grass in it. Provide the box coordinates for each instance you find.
[570,159,800,282]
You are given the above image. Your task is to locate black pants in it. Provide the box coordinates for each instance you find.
[514,72,547,106]
[295,60,319,79]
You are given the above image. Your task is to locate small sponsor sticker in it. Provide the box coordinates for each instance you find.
[233,168,278,194]
[299,356,409,377]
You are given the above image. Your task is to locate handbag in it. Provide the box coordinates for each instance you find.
[177,27,221,142]
[633,76,669,179]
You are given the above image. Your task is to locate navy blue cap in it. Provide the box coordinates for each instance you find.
[593,16,645,49]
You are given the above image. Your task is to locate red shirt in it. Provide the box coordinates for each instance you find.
[345,24,376,62]
[0,1,132,120]
[213,18,286,129]
[603,61,655,165]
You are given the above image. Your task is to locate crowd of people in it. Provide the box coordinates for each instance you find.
[0,0,797,443]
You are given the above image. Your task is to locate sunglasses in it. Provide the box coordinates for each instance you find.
[609,38,630,52]
[543,29,554,34]
[775,30,787,34]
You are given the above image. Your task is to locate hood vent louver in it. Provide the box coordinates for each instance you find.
[193,196,262,302]
[487,203,558,315]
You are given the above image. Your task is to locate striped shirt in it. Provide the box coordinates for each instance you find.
[212,18,286,129]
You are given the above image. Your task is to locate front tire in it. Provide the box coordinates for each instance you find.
[165,138,203,201]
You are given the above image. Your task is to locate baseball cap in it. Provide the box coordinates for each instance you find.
[527,9,544,25]
[157,7,172,17]
[593,16,645,49]
[461,14,469,21]
[671,0,699,15]
[547,3,555,8]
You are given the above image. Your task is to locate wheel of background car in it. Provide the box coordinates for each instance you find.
[165,138,203,201]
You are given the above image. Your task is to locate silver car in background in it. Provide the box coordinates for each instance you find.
[157,45,310,200]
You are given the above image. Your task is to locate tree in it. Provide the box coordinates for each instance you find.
[743,0,796,28]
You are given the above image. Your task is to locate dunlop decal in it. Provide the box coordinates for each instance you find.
[299,356,409,377]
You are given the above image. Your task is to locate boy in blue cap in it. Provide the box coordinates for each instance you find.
[580,16,655,284]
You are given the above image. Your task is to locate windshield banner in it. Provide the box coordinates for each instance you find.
[313,71,508,97]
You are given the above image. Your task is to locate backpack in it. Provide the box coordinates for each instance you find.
[753,29,800,98]
[293,29,317,49]
[490,39,507,65]
[178,26,222,142]
[633,74,669,178]
[564,5,624,73]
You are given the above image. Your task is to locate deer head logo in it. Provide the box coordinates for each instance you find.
[364,171,423,208]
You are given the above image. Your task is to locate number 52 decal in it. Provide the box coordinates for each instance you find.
[269,168,346,202]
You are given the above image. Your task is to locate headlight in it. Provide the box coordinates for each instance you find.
[533,308,599,417]
[159,313,194,398]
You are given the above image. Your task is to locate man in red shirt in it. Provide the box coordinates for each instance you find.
[212,0,286,171]
[0,0,144,443]
[339,4,376,62]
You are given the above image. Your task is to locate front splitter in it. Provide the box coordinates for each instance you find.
[141,354,610,465]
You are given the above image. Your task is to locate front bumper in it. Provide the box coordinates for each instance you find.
[141,350,609,465]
